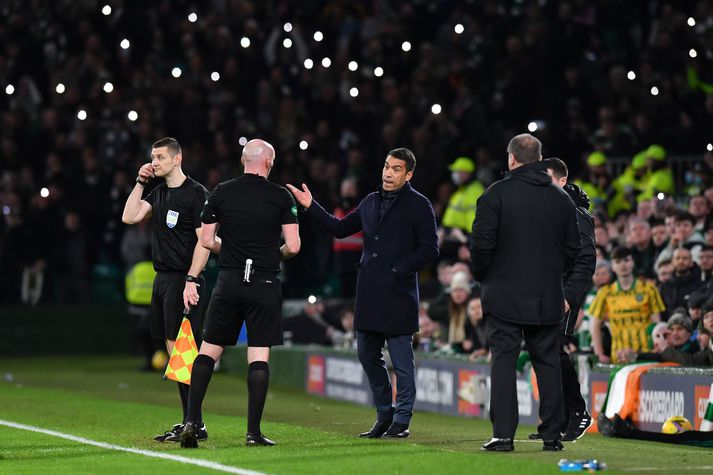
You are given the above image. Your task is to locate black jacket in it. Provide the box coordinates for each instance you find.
[562,183,596,335]
[305,182,439,334]
[470,161,581,325]
[660,265,704,319]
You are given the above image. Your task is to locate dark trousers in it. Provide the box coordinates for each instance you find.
[356,330,415,425]
[560,336,586,415]
[486,315,564,440]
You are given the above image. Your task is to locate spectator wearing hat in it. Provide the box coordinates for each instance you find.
[574,151,612,216]
[623,152,650,194]
[666,313,701,354]
[610,151,649,216]
[638,145,675,202]
[443,271,473,352]
[687,292,708,327]
[439,157,485,261]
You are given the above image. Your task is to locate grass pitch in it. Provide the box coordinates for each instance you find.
[0,356,711,474]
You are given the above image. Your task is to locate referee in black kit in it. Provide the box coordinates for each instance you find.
[121,137,211,442]
[181,139,300,448]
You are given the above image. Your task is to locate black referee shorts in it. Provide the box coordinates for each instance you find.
[150,272,206,341]
[202,270,283,347]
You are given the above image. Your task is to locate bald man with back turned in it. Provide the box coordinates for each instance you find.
[181,139,301,448]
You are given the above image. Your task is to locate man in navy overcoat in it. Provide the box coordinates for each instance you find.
[288,148,438,438]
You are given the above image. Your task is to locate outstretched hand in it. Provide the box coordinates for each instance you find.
[286,183,313,209]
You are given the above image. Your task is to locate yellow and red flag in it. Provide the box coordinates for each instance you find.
[164,318,199,384]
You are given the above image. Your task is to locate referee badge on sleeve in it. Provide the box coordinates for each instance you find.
[166,210,179,228]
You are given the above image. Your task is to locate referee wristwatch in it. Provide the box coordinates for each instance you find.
[136,176,149,186]
[185,274,199,283]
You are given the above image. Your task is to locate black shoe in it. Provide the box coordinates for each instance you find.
[154,423,183,442]
[358,419,392,438]
[180,421,199,448]
[245,432,276,446]
[528,433,543,440]
[613,414,635,437]
[597,412,616,437]
[561,410,593,441]
[543,439,564,451]
[166,423,208,442]
[481,437,514,452]
[381,422,409,438]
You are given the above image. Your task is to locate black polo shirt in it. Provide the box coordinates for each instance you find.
[201,173,298,274]
[144,176,208,273]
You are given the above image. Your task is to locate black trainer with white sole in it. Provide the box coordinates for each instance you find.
[561,410,593,441]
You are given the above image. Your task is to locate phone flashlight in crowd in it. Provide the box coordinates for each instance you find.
[657,192,665,200]
[243,258,253,283]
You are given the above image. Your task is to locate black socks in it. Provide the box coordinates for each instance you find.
[186,354,214,424]
[247,361,270,434]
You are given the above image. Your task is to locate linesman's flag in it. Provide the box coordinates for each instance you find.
[164,317,199,384]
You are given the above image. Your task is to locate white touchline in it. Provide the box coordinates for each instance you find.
[0,419,269,475]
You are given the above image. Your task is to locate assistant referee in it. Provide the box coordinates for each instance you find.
[181,139,300,448]
[121,137,211,442]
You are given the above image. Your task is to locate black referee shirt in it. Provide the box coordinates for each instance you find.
[144,177,209,273]
[201,173,298,274]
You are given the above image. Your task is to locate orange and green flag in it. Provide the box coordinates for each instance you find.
[164,317,199,384]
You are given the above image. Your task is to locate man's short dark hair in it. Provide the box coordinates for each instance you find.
[657,258,672,271]
[674,211,696,226]
[611,246,633,261]
[387,147,416,172]
[543,157,568,179]
[507,133,542,164]
[152,137,182,156]
[700,244,713,253]
[650,218,665,228]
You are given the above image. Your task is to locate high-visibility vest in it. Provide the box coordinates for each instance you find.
[332,207,364,251]
[608,168,642,216]
[125,261,156,305]
[442,180,485,232]
[637,168,675,201]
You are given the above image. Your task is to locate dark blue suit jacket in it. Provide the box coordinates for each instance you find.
[305,182,438,334]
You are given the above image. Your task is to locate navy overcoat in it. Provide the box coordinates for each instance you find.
[304,182,439,334]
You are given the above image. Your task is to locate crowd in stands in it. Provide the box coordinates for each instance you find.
[1,1,712,368]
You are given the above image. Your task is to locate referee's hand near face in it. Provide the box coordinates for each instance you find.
[121,137,212,443]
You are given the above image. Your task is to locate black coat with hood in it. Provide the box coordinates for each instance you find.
[561,183,596,335]
[470,161,581,325]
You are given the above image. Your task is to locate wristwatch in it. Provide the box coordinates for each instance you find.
[185,274,199,283]
[136,176,148,186]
